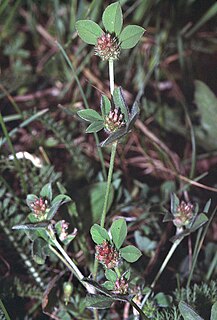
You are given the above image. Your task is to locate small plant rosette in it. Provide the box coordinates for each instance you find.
[75,1,145,61]
[163,193,210,242]
[90,218,142,270]
[12,183,75,263]
[77,87,139,147]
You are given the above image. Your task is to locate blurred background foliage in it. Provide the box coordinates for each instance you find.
[0,0,217,319]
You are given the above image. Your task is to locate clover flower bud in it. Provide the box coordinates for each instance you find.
[104,108,125,133]
[95,240,121,269]
[95,33,121,61]
[30,198,48,217]
[59,220,69,241]
[173,201,194,228]
[114,277,129,294]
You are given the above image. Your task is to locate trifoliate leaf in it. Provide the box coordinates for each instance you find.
[120,25,145,49]
[120,245,142,263]
[102,2,123,36]
[76,20,103,45]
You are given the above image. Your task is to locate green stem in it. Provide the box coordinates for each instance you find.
[100,141,117,227]
[109,60,115,94]
[115,267,121,278]
[0,112,27,193]
[129,299,149,320]
[49,238,94,293]
[0,299,11,320]
[142,237,182,306]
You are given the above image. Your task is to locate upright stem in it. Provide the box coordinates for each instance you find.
[129,299,148,320]
[109,60,115,95]
[100,141,117,227]
[141,238,182,307]
[93,59,116,320]
[49,239,94,293]
[0,299,11,320]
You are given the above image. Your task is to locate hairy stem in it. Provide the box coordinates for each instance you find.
[49,238,94,293]
[0,299,11,320]
[100,141,117,227]
[129,299,149,320]
[109,60,115,94]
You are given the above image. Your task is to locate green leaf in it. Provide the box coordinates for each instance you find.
[127,101,140,130]
[52,194,71,205]
[77,109,103,122]
[26,194,38,211]
[102,281,115,290]
[113,87,129,122]
[194,80,217,150]
[32,238,48,264]
[100,95,111,118]
[105,269,117,282]
[12,221,50,231]
[179,301,204,320]
[86,121,104,133]
[134,231,157,254]
[85,294,114,309]
[120,25,145,49]
[190,213,208,232]
[89,182,114,221]
[47,194,71,220]
[163,211,174,222]
[90,224,110,244]
[170,193,180,215]
[154,292,172,307]
[211,301,217,320]
[102,2,123,36]
[120,245,142,263]
[203,199,211,213]
[99,126,127,147]
[111,218,127,249]
[75,20,103,45]
[40,183,52,201]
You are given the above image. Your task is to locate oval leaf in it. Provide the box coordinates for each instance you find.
[211,301,217,320]
[76,20,103,45]
[120,245,142,263]
[120,25,145,49]
[178,301,204,320]
[47,194,71,220]
[111,218,127,249]
[12,221,50,231]
[170,193,180,215]
[105,269,117,282]
[26,194,38,210]
[40,183,52,201]
[113,87,129,122]
[190,213,208,232]
[102,281,115,290]
[32,238,48,265]
[102,2,123,35]
[77,109,103,122]
[85,294,114,309]
[99,126,127,147]
[90,224,110,244]
[100,95,111,118]
[86,121,104,133]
